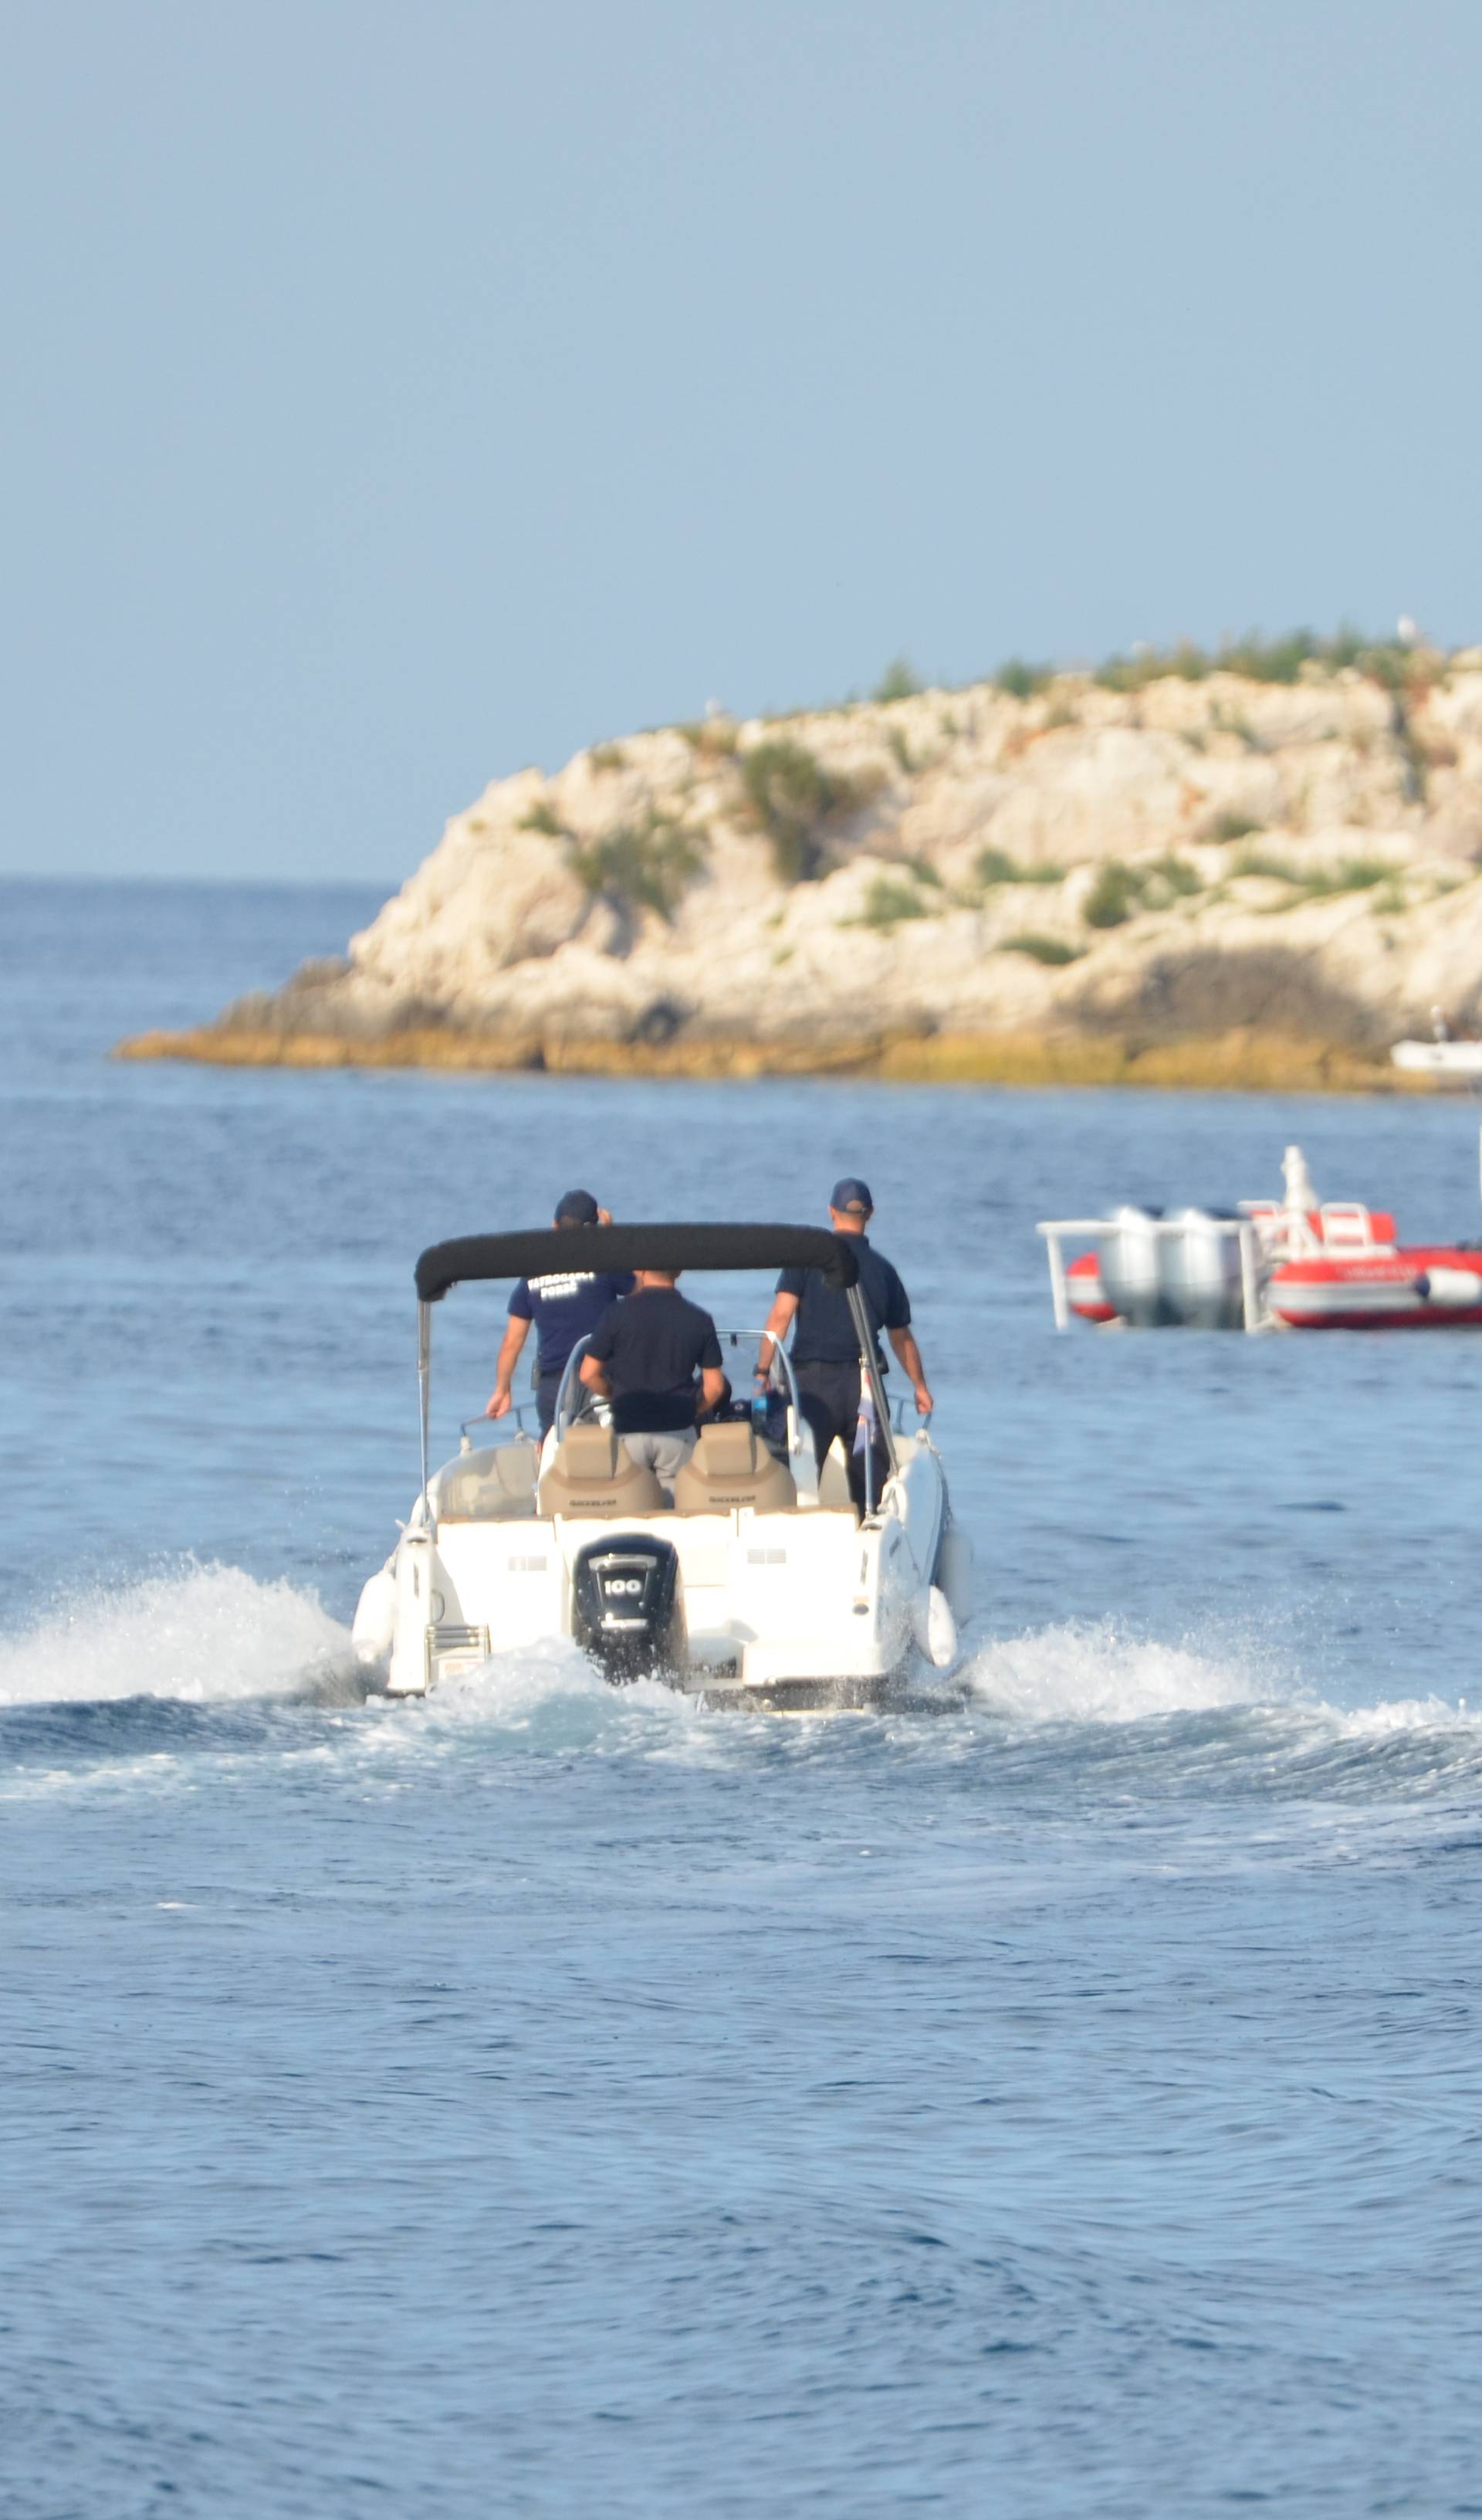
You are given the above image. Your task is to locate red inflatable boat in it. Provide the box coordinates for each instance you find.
[1051,1147,1482,1331]
[1268,1237,1482,1327]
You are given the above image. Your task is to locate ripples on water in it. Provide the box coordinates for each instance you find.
[4,883,1482,2516]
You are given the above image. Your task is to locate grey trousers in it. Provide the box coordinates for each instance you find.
[621,1429,698,1492]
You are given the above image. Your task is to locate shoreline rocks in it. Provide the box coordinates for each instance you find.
[113,1023,1422,1096]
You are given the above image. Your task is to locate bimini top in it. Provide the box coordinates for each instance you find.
[414,1222,861,1305]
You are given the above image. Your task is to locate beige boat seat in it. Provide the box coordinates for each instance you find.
[817,1439,858,1514]
[539,1422,667,1519]
[672,1421,797,1516]
[435,1444,539,1522]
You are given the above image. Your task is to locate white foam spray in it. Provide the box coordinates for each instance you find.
[0,1563,353,1708]
[962,1616,1482,1745]
[963,1618,1284,1725]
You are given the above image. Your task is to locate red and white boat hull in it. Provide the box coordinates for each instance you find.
[1271,1248,1482,1329]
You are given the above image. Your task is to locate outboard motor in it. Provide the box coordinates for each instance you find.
[1162,1207,1248,1329]
[571,1533,683,1683]
[1098,1205,1171,1326]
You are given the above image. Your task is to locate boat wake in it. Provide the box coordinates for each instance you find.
[952,1614,1482,1824]
[963,1619,1277,1724]
[0,1563,356,1709]
[1,1568,1478,1815]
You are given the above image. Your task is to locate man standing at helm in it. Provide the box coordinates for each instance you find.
[486,1190,634,1434]
[756,1178,932,1510]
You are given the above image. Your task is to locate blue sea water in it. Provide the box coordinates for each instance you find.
[3,877,1482,2518]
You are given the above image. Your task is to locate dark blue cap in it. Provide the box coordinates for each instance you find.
[554,1188,601,1224]
[830,1177,874,1214]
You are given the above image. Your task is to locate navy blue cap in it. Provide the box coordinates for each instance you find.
[553,1188,601,1224]
[830,1177,874,1214]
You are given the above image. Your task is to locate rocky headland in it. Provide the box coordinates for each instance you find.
[120,638,1482,1089]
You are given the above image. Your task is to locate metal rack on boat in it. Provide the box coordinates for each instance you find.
[1037,1210,1266,1333]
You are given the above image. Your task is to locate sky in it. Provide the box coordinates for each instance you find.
[3,0,1480,882]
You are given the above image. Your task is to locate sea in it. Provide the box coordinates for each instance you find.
[3,877,1481,2518]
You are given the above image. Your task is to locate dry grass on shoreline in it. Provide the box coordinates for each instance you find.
[113,1023,1422,1095]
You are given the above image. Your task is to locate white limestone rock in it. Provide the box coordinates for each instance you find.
[226,656,1482,1054]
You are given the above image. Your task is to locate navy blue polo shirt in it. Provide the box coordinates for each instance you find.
[777,1235,910,1367]
[586,1286,722,1432]
[509,1268,635,1382]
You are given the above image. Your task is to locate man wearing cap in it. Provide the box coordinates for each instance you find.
[486,1191,634,1434]
[756,1179,932,1509]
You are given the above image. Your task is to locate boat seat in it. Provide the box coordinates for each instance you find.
[817,1440,858,1514]
[672,1421,797,1516]
[539,1423,667,1519]
[436,1445,539,1522]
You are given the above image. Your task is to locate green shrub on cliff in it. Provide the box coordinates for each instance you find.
[1081,855,1200,927]
[996,658,1055,699]
[1096,640,1212,693]
[1142,855,1202,900]
[1232,847,1396,905]
[1092,626,1440,697]
[1294,855,1395,898]
[1232,846,1304,884]
[676,718,739,757]
[974,845,1064,889]
[853,876,932,931]
[1083,861,1141,928]
[998,933,1084,964]
[740,739,861,882]
[570,811,705,922]
[873,657,922,703]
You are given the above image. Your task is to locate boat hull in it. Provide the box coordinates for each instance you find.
[1392,1041,1482,1079]
[1271,1247,1482,1328]
[360,1431,966,1705]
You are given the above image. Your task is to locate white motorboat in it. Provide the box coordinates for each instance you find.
[352,1223,971,1709]
[1392,1039,1482,1081]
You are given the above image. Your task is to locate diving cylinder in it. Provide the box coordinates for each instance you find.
[1162,1208,1247,1329]
[1098,1207,1170,1326]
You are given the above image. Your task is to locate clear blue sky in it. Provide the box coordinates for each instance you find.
[4,0,1479,880]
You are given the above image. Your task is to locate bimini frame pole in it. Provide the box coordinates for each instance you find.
[1043,1228,1071,1332]
[417,1301,433,1524]
[1238,1221,1261,1334]
[847,1284,896,1516]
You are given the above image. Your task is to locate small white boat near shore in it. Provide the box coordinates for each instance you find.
[1392,1038,1482,1081]
[353,1222,970,1710]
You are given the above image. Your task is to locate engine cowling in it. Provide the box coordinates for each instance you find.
[571,1533,683,1683]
